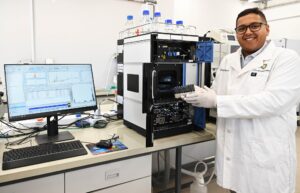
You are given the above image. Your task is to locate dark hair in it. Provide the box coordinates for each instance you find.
[236,7,267,26]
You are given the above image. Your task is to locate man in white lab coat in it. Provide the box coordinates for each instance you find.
[183,8,300,193]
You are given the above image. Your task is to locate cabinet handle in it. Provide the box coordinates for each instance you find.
[152,70,156,100]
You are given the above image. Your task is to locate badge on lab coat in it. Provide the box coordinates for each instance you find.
[261,60,269,69]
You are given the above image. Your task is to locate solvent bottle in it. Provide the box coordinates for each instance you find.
[125,15,134,37]
[176,20,185,34]
[141,10,151,34]
[164,19,173,33]
[152,12,162,32]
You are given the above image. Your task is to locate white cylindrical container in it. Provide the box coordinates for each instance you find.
[164,19,173,33]
[125,15,134,37]
[141,10,151,34]
[175,20,185,34]
[152,11,162,32]
[186,25,197,35]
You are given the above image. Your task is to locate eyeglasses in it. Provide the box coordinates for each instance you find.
[235,22,267,34]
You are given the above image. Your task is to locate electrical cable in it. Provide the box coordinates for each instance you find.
[4,130,40,149]
[90,99,121,128]
[102,113,119,121]
[109,133,119,142]
[0,113,94,147]
[0,119,42,138]
[158,150,216,188]
[0,119,30,132]
[107,98,121,104]
[203,31,210,38]
[1,111,110,149]
[193,161,215,186]
[58,115,93,128]
[99,99,110,105]
[0,129,12,137]
[58,114,68,121]
[5,131,39,149]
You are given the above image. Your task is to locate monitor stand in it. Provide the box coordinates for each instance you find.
[35,115,74,144]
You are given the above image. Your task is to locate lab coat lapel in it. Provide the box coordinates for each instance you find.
[237,41,275,77]
[230,50,242,72]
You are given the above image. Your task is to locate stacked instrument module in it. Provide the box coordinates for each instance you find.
[122,33,199,147]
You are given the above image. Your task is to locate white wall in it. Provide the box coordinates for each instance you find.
[0,0,175,91]
[264,2,300,39]
[33,0,175,90]
[0,0,33,87]
[33,0,141,91]
[172,0,251,36]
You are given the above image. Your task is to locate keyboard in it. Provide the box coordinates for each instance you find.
[2,140,87,170]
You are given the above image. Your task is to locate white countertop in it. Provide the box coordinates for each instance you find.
[0,120,215,184]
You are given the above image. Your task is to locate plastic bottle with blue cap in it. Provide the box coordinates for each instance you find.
[164,19,174,33]
[141,9,151,34]
[125,15,134,37]
[152,11,162,32]
[176,20,185,34]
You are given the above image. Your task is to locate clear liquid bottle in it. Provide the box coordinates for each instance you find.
[141,10,151,34]
[152,12,162,32]
[125,15,134,37]
[164,19,173,33]
[176,20,185,34]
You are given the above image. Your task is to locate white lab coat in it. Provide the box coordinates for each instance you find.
[212,41,300,193]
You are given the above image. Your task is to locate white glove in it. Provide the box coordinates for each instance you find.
[182,86,217,108]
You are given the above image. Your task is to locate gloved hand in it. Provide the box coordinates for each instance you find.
[182,86,217,108]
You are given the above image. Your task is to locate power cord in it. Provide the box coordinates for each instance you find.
[0,119,42,138]
[157,151,215,193]
[58,114,93,129]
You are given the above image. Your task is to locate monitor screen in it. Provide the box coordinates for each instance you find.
[4,64,97,144]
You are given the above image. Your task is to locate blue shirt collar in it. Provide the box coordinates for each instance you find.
[240,40,270,68]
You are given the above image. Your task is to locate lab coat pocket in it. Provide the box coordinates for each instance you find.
[250,138,286,169]
[246,70,269,93]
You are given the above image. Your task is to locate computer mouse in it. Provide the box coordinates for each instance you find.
[93,120,108,128]
[95,140,113,148]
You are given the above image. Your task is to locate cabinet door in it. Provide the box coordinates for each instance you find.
[93,176,151,193]
[65,155,151,193]
[0,174,64,193]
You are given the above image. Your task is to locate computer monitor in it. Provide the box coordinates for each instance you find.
[4,64,97,144]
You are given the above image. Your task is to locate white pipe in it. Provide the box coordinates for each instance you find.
[268,14,300,22]
[30,0,36,63]
[264,0,300,9]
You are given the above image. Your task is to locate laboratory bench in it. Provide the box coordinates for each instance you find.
[0,120,215,193]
